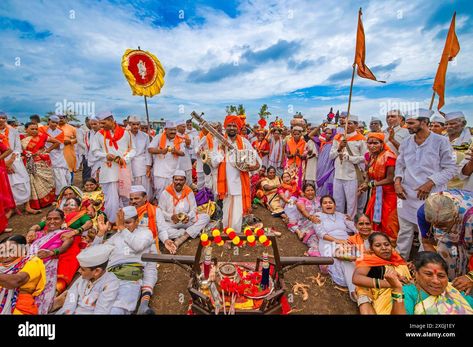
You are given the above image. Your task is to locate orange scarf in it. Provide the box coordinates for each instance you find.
[99,124,125,150]
[199,131,214,150]
[165,184,193,206]
[159,131,183,157]
[348,233,366,246]
[334,132,365,142]
[355,251,406,268]
[137,202,158,238]
[217,135,251,214]
[0,126,9,147]
[286,137,306,166]
[47,127,65,143]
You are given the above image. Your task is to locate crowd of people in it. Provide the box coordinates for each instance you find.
[0,107,473,315]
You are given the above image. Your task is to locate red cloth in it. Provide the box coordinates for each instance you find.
[99,124,125,150]
[0,142,15,233]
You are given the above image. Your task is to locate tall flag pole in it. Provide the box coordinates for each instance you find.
[430,12,460,110]
[345,8,385,134]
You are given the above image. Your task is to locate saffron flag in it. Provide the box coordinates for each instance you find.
[433,12,460,110]
[121,49,165,97]
[354,8,385,83]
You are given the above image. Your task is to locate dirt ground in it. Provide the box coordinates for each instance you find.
[4,174,358,315]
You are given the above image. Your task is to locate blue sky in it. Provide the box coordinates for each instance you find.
[1,0,472,125]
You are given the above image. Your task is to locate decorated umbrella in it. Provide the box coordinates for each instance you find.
[121,47,165,128]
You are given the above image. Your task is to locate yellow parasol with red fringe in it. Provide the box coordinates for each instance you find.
[121,48,165,97]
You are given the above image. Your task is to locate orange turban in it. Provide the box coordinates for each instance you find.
[367,132,391,152]
[367,132,385,142]
[224,115,243,131]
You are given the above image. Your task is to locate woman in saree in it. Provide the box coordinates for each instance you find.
[26,209,74,314]
[352,232,411,314]
[56,185,83,210]
[348,213,374,254]
[386,251,473,314]
[288,183,320,242]
[416,189,473,281]
[0,235,46,315]
[309,195,358,300]
[358,132,399,243]
[261,166,284,217]
[278,171,302,224]
[20,122,56,212]
[82,178,106,229]
[31,197,92,294]
[252,131,270,168]
[285,126,307,190]
[251,165,266,206]
[316,126,337,197]
[0,141,15,233]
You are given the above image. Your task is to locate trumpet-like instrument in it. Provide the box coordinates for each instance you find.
[190,111,257,172]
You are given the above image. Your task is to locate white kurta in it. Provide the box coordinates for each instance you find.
[92,225,158,314]
[131,131,153,198]
[195,135,216,191]
[75,127,86,171]
[149,133,180,200]
[176,132,193,184]
[90,128,136,222]
[214,137,261,232]
[394,132,457,223]
[45,127,71,195]
[186,128,199,160]
[304,139,318,182]
[384,126,410,156]
[158,187,210,242]
[60,272,120,314]
[86,130,101,177]
[0,126,30,204]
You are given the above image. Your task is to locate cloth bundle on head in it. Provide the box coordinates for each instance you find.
[49,115,60,122]
[424,192,459,226]
[173,169,186,178]
[292,126,304,132]
[0,111,7,119]
[77,244,114,268]
[128,115,141,123]
[430,113,446,124]
[96,111,114,121]
[130,185,147,194]
[223,115,243,131]
[165,120,176,129]
[406,108,434,120]
[122,206,138,220]
[444,111,465,121]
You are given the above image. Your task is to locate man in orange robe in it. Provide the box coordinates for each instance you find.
[58,115,77,179]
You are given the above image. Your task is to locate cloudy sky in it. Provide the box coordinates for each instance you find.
[1,0,472,125]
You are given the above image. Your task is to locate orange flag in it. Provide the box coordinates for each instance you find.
[433,12,460,110]
[354,8,385,83]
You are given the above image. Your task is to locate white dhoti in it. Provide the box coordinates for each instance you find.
[222,195,243,233]
[53,167,71,195]
[133,175,153,200]
[110,280,141,314]
[7,160,31,205]
[333,178,358,219]
[153,176,172,203]
[163,213,210,240]
[102,182,120,223]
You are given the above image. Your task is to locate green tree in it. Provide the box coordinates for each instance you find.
[225,105,237,115]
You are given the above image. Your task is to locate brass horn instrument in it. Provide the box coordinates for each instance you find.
[190,111,257,172]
